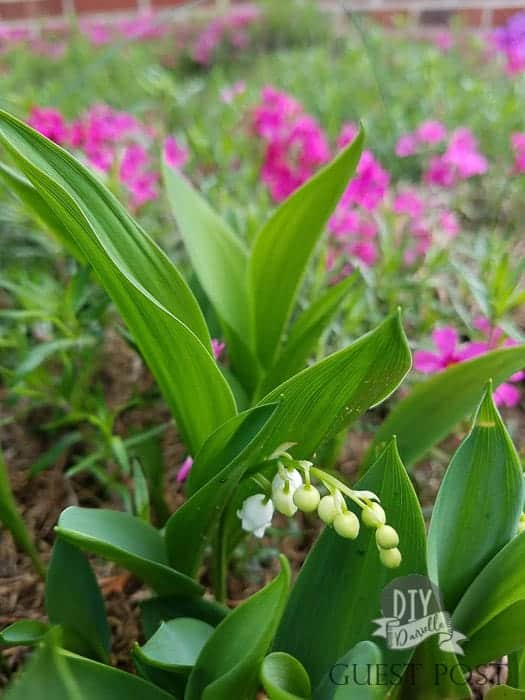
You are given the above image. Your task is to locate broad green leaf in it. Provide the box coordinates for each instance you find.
[261,652,312,700]
[0,620,49,647]
[0,162,86,262]
[273,439,426,689]
[428,388,524,611]
[0,444,44,576]
[257,275,356,397]
[249,129,364,368]
[0,110,236,454]
[508,648,525,691]
[395,637,471,700]
[185,556,291,700]
[255,311,411,461]
[453,534,525,668]
[140,596,228,639]
[365,345,525,469]
[134,617,214,671]
[56,506,202,597]
[4,644,174,700]
[45,538,110,662]
[486,688,525,699]
[165,404,277,574]
[314,641,386,700]
[162,165,251,345]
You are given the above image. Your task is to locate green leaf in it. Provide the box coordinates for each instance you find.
[15,337,94,379]
[0,620,49,647]
[365,345,525,469]
[257,275,355,397]
[256,311,411,461]
[162,165,251,346]
[0,110,236,454]
[165,404,277,574]
[261,652,312,700]
[0,162,86,262]
[249,129,364,368]
[453,534,525,668]
[4,644,174,700]
[428,387,524,611]
[0,444,44,576]
[486,688,525,699]
[45,538,110,662]
[134,617,214,671]
[185,556,291,700]
[140,596,228,639]
[132,457,151,522]
[29,432,82,479]
[55,506,202,597]
[273,439,426,689]
[314,641,386,700]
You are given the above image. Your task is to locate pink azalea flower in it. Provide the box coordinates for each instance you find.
[176,456,193,483]
[119,144,149,184]
[163,136,189,170]
[444,128,489,179]
[413,327,482,373]
[433,30,454,52]
[416,120,447,145]
[336,122,359,150]
[127,171,159,209]
[340,151,390,211]
[511,132,525,173]
[211,339,225,360]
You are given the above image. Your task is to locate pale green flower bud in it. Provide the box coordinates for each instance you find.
[273,488,297,517]
[379,547,402,569]
[318,495,339,524]
[362,502,386,528]
[375,524,399,550]
[333,511,360,539]
[293,484,321,512]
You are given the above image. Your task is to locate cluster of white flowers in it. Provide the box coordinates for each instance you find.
[236,454,402,569]
[519,513,525,535]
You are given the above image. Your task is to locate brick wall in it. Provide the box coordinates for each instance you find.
[0,0,524,27]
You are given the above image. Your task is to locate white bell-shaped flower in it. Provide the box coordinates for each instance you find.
[271,468,303,517]
[271,468,303,493]
[237,494,274,538]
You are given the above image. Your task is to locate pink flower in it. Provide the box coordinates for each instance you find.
[127,171,159,209]
[395,133,418,157]
[176,456,193,483]
[424,155,455,188]
[416,120,447,145]
[511,132,525,173]
[28,107,69,145]
[119,144,149,184]
[163,136,189,170]
[220,80,246,104]
[444,128,488,179]
[340,151,390,211]
[336,122,359,150]
[433,30,454,52]
[394,189,425,218]
[413,327,483,372]
[211,339,225,360]
[439,210,460,238]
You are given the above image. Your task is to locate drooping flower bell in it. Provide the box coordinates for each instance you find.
[236,494,274,538]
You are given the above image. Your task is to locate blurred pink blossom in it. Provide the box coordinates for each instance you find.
[211,339,225,360]
[176,456,193,483]
[395,133,418,157]
[28,107,69,145]
[163,136,189,169]
[394,189,425,218]
[416,120,447,145]
[221,80,246,104]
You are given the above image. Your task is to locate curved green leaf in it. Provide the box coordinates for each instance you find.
[165,404,277,574]
[162,164,250,344]
[256,311,411,461]
[134,617,214,671]
[45,538,110,662]
[56,506,202,597]
[261,652,312,700]
[273,439,426,689]
[4,644,174,700]
[428,387,524,611]
[249,129,364,368]
[0,620,49,647]
[365,345,525,470]
[185,556,291,700]
[314,641,386,700]
[453,534,525,667]
[140,596,228,639]
[486,688,525,699]
[257,275,356,397]
[0,110,236,454]
[0,162,86,262]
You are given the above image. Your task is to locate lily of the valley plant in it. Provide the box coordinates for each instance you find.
[0,111,525,699]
